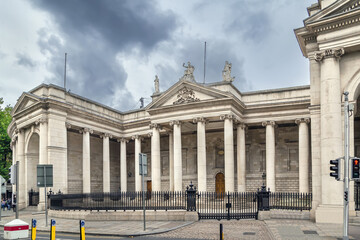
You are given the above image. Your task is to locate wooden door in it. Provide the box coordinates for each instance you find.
[215,172,225,198]
[146,180,152,199]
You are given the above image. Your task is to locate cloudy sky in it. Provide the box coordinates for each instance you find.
[0,0,314,111]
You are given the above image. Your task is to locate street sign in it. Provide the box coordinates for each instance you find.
[37,165,53,187]
[139,153,148,175]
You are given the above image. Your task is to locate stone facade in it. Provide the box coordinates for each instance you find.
[7,0,360,224]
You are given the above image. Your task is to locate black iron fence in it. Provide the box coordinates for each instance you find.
[355,182,360,210]
[48,189,312,218]
[270,192,312,211]
[197,192,258,220]
[49,191,186,211]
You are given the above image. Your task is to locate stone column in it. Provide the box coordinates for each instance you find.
[17,129,26,209]
[81,128,92,193]
[308,49,322,220]
[315,48,344,223]
[170,121,182,192]
[237,123,246,192]
[221,115,235,192]
[37,117,48,209]
[262,121,276,192]
[169,132,174,191]
[119,138,128,192]
[101,133,111,193]
[193,117,207,192]
[132,135,142,192]
[11,137,17,199]
[296,118,310,193]
[150,123,161,191]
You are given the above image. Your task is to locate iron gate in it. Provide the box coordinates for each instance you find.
[197,192,258,220]
[28,190,39,206]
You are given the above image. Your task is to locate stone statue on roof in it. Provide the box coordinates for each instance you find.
[222,61,235,82]
[180,61,195,82]
[154,75,160,94]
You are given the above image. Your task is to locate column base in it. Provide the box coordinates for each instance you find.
[37,202,45,211]
[315,204,344,224]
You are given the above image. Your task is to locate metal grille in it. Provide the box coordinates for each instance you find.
[197,192,258,220]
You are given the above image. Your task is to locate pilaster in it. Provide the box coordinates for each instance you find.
[315,48,344,223]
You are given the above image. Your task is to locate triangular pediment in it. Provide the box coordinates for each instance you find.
[305,0,360,24]
[147,81,232,109]
[12,93,41,115]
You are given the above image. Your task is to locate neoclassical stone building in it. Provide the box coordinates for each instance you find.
[7,0,360,223]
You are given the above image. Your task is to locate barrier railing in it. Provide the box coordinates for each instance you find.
[49,190,312,213]
[49,191,186,211]
[269,192,312,211]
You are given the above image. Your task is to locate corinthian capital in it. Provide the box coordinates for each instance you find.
[220,114,235,121]
[149,123,160,129]
[100,132,112,138]
[262,121,275,127]
[295,118,310,125]
[315,48,345,62]
[169,120,181,127]
[193,117,207,124]
[80,127,93,134]
[117,138,129,143]
[132,135,143,141]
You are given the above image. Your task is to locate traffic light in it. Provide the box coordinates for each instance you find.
[330,159,340,180]
[352,157,360,179]
[9,165,16,184]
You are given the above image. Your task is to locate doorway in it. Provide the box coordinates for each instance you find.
[215,172,225,198]
[147,180,152,199]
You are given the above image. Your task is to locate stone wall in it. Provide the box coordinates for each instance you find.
[67,131,82,194]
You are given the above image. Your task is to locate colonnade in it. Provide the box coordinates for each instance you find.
[11,115,311,204]
[77,116,310,193]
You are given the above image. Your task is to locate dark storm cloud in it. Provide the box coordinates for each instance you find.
[29,0,177,110]
[16,53,36,68]
[225,1,272,43]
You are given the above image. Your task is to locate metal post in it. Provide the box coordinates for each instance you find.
[44,166,48,227]
[220,223,223,240]
[343,92,350,240]
[16,161,19,219]
[141,154,146,231]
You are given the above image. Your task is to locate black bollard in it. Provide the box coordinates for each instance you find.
[220,223,224,240]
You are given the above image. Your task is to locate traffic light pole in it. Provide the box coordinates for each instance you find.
[343,92,350,240]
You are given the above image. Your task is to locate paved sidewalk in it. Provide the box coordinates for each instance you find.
[1,210,360,239]
[0,210,194,237]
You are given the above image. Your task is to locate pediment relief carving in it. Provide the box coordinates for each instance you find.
[173,87,200,105]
